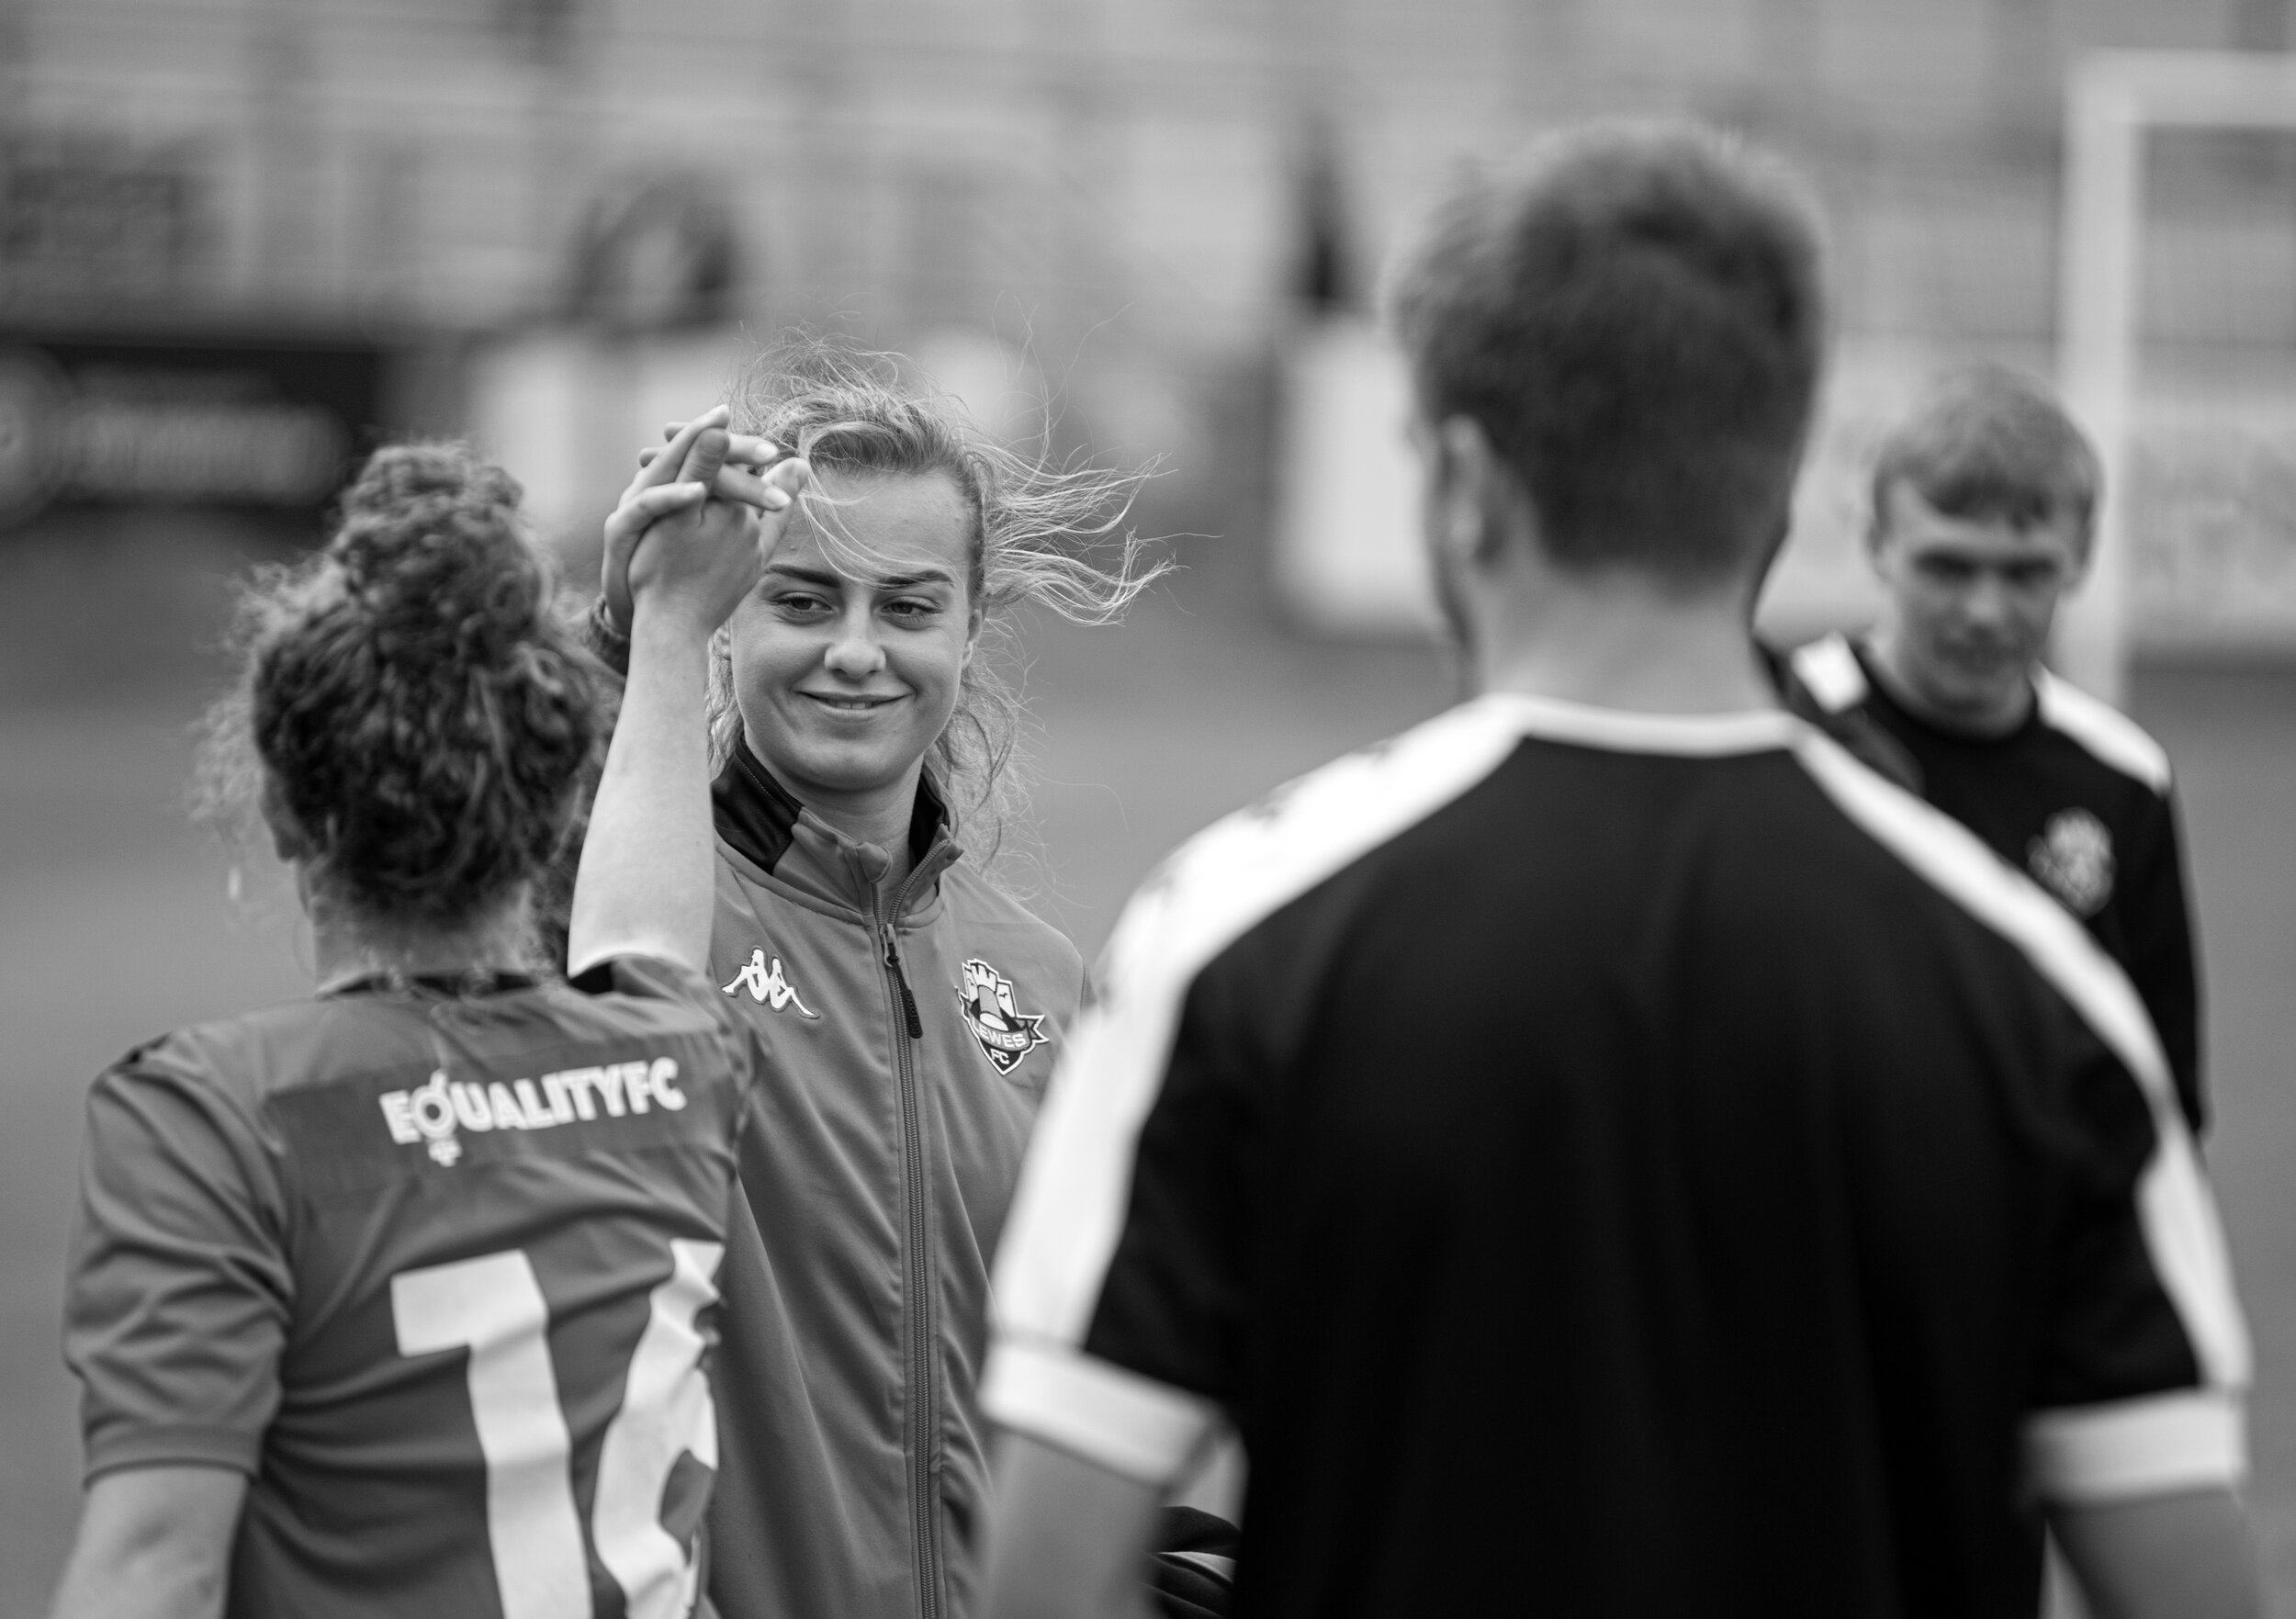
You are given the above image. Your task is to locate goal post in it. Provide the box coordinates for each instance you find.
[2056,49,2296,703]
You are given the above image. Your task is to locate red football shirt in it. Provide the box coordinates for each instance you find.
[65,956,758,1619]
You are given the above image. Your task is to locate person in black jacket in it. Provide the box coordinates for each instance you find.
[1783,363,2208,1135]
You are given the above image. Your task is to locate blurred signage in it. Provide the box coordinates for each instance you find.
[0,135,205,296]
[0,336,380,530]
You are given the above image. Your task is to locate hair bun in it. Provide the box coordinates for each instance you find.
[329,443,541,665]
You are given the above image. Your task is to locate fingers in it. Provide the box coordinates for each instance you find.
[751,459,812,568]
[678,426,732,493]
[631,404,729,489]
[600,479,710,633]
[761,455,810,511]
[605,481,708,545]
[638,432,782,470]
[708,464,792,509]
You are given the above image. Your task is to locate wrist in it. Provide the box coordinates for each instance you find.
[588,592,632,650]
[626,593,721,649]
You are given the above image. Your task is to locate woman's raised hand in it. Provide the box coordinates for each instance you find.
[636,422,792,514]
[602,406,809,638]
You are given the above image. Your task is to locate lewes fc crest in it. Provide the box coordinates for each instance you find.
[957,958,1049,1075]
[2029,808,2115,917]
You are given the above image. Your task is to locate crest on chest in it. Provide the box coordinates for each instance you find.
[2028,808,2115,917]
[957,957,1050,1074]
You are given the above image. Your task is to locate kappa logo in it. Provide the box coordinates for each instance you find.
[2029,807,2116,917]
[378,1061,687,1166]
[722,949,821,1018]
[957,958,1050,1075]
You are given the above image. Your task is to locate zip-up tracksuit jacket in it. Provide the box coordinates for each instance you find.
[578,600,1085,1619]
[698,737,1083,1619]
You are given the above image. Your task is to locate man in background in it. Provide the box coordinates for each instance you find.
[1786,365,2207,1134]
[973,122,2255,1619]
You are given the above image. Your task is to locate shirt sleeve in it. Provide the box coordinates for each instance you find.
[2022,1004,2248,1503]
[65,1050,293,1482]
[982,950,1240,1486]
[1076,968,1254,1399]
[573,951,764,1103]
[2119,788,2205,1136]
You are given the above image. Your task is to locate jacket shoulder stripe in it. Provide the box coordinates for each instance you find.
[1789,632,1870,714]
[1790,732,2248,1411]
[2035,670,2173,793]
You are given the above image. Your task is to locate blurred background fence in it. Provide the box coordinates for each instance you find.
[7,1,2296,1613]
[6,0,2296,646]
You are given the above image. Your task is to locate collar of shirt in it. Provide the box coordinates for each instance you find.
[710,736,963,919]
[1852,637,2043,751]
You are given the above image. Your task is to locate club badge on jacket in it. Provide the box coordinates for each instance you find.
[958,958,1049,1074]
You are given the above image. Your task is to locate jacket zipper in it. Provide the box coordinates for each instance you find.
[880,910,942,1619]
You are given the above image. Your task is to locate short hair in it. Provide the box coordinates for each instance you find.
[1870,363,2100,543]
[1387,120,1827,581]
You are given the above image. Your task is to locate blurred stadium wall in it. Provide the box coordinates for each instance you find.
[7,0,2296,657]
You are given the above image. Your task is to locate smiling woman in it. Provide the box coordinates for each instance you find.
[708,343,1166,885]
[577,340,1169,1619]
[730,471,980,866]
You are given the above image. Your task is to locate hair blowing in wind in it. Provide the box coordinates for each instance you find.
[711,338,1173,879]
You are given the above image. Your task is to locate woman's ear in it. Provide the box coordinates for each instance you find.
[962,596,985,669]
[257,773,312,864]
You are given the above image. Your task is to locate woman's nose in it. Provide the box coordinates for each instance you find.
[823,615,887,679]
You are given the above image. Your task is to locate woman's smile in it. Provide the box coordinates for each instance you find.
[726,467,981,817]
[799,690,907,717]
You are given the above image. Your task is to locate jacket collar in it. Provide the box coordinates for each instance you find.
[711,737,963,919]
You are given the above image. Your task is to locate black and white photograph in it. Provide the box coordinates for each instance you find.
[5,3,2296,1615]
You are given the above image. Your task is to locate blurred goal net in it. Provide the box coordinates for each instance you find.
[2056,50,2296,700]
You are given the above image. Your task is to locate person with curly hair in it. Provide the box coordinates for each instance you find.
[46,426,805,1619]
[584,346,1167,1619]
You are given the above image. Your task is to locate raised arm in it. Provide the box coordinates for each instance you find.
[568,406,807,975]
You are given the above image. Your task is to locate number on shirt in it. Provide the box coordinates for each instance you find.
[391,1242,726,1619]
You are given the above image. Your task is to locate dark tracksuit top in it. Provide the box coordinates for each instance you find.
[1782,633,2206,1135]
[583,608,1086,1619]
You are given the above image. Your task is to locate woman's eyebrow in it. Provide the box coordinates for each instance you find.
[761,563,847,588]
[764,561,956,590]
[872,568,957,590]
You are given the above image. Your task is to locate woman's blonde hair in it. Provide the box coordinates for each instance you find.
[715,338,1167,881]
